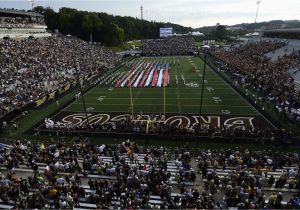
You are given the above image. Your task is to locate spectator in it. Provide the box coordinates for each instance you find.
[141,37,197,55]
[0,35,121,117]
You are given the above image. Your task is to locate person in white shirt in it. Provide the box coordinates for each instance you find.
[266,158,273,165]
[56,176,65,184]
[289,168,296,177]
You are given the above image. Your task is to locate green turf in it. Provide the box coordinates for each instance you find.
[1,90,76,138]
[65,56,257,116]
[2,56,299,151]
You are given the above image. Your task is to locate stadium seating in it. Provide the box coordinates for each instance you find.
[209,40,300,124]
[0,139,299,209]
[0,35,121,117]
[140,37,197,55]
[0,9,50,39]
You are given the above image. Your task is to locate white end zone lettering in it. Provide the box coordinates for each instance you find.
[224,117,255,130]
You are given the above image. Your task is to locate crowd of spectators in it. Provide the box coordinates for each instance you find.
[0,138,299,209]
[0,138,198,209]
[0,35,121,116]
[0,15,45,28]
[208,40,300,124]
[196,148,300,209]
[140,37,197,55]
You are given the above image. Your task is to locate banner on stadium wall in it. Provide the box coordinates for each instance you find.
[34,73,100,108]
[58,86,66,94]
[48,91,56,100]
[35,83,72,107]
[35,91,58,107]
[64,84,71,92]
[35,95,48,107]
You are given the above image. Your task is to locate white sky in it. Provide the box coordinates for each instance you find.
[1,0,299,28]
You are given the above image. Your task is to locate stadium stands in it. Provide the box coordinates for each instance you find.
[0,139,299,209]
[0,35,121,117]
[263,28,300,40]
[197,148,300,208]
[209,40,300,124]
[140,37,197,56]
[292,71,300,90]
[0,9,50,39]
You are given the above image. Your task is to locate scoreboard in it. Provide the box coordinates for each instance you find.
[160,28,173,38]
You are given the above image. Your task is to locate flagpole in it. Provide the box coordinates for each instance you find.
[163,83,166,117]
[199,47,210,116]
[255,0,262,24]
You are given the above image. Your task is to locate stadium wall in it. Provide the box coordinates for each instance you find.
[35,128,285,145]
[0,31,51,39]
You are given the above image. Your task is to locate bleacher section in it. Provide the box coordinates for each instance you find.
[0,140,200,209]
[140,37,197,56]
[202,166,299,193]
[0,154,195,185]
[0,9,50,39]
[0,139,299,209]
[290,69,300,90]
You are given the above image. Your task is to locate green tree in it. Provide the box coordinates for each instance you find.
[33,6,58,30]
[33,6,192,46]
[59,13,73,33]
[33,6,45,14]
[102,23,125,46]
[214,25,228,40]
[82,13,102,40]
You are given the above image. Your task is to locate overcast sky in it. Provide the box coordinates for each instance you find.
[1,0,299,28]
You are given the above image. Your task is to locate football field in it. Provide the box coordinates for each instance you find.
[67,56,256,115]
[41,56,273,130]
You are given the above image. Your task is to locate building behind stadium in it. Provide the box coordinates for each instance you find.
[0,8,50,39]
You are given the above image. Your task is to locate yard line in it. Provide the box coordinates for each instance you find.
[64,109,260,116]
[176,87,182,113]
[82,97,249,101]
[86,92,232,98]
[86,89,235,96]
[174,61,182,113]
[72,103,252,108]
[65,83,98,110]
[87,85,232,93]
[128,87,142,112]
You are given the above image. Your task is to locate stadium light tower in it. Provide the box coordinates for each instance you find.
[28,0,35,10]
[75,62,90,128]
[199,45,210,116]
[255,0,262,23]
[141,5,144,20]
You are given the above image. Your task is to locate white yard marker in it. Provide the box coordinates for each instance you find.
[212,97,222,103]
[87,107,94,112]
[207,87,215,92]
[97,96,106,102]
[221,110,231,115]
[185,83,199,88]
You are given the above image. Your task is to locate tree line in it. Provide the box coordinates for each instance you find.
[33,6,192,46]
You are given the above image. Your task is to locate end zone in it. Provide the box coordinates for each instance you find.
[35,111,273,132]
